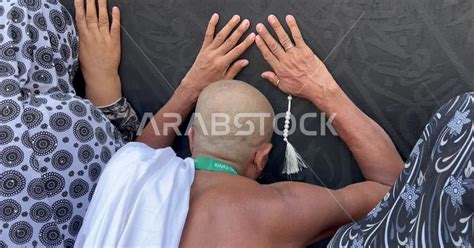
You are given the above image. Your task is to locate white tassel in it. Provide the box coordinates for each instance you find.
[283,140,308,174]
[282,95,308,175]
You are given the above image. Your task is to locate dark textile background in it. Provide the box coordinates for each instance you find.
[62,0,473,246]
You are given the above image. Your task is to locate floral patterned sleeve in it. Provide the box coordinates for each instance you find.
[98,97,140,142]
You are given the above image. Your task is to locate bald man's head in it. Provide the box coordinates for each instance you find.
[190,80,275,178]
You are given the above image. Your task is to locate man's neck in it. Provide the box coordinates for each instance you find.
[192,152,243,175]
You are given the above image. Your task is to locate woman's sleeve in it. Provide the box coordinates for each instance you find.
[98,97,140,142]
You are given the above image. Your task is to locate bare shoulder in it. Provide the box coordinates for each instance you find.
[183,176,295,247]
[207,177,277,207]
[193,176,287,227]
[189,175,274,212]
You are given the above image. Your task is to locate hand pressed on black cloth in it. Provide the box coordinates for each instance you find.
[75,0,122,107]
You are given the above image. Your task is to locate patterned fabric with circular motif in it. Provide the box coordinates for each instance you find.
[329,93,474,247]
[0,199,22,222]
[0,0,124,247]
[29,201,52,223]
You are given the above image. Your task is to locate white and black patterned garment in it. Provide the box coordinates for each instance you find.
[329,93,474,247]
[0,0,127,247]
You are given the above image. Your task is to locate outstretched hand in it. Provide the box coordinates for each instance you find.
[75,0,122,106]
[180,14,255,101]
[255,15,339,103]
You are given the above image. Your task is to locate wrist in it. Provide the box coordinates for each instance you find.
[172,84,198,109]
[84,71,120,85]
[176,79,201,104]
[305,75,344,113]
[85,73,122,106]
[159,83,197,120]
[86,90,122,107]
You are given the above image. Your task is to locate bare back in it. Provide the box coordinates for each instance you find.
[180,171,288,248]
[179,171,388,248]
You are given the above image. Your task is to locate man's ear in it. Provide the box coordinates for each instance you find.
[254,143,273,174]
[188,127,195,153]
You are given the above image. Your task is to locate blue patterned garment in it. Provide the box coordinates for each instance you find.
[329,93,474,247]
[0,0,126,247]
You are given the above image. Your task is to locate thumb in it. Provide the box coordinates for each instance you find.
[261,71,279,87]
[110,6,121,38]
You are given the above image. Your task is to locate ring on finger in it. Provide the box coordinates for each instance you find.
[285,45,295,51]
[276,79,282,87]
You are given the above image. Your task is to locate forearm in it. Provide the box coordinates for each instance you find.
[136,85,197,149]
[84,72,122,107]
[307,77,403,186]
[313,182,389,243]
[269,181,389,246]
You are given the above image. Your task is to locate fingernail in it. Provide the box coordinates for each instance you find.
[242,19,249,27]
[287,15,295,22]
[247,33,256,41]
[232,15,240,22]
[268,15,276,24]
[242,60,249,66]
[212,13,218,19]
[255,35,261,43]
[256,23,263,32]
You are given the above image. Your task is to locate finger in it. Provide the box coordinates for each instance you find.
[225,59,249,79]
[218,19,250,54]
[268,15,294,51]
[286,15,306,47]
[74,0,87,33]
[86,0,98,27]
[256,23,284,58]
[210,15,240,49]
[261,71,280,88]
[110,6,121,38]
[98,0,109,33]
[224,32,255,61]
[255,35,279,69]
[201,13,219,49]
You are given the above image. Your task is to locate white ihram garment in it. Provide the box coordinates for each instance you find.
[75,142,195,248]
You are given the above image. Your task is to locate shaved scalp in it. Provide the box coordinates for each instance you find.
[193,80,275,166]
